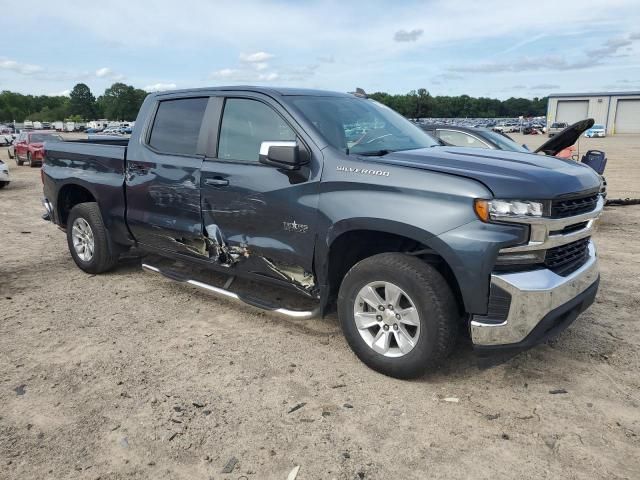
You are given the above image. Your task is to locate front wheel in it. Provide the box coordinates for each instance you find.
[0,182,7,189]
[66,202,120,274]
[338,253,458,379]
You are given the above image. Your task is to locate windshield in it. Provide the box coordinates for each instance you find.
[288,96,438,155]
[592,124,605,129]
[481,130,529,153]
[30,134,63,143]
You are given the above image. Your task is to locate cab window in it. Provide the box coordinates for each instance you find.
[218,98,295,162]
[148,97,208,155]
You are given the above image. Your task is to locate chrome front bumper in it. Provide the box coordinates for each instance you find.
[471,241,599,346]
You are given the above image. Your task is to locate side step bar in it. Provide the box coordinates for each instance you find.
[142,263,321,319]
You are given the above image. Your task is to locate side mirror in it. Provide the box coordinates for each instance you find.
[259,141,304,170]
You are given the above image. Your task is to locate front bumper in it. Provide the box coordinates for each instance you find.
[471,241,599,348]
[0,169,10,182]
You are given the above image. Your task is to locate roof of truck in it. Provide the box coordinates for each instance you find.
[151,86,354,98]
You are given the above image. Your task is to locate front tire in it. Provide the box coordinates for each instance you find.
[0,182,7,189]
[66,202,120,274]
[338,253,458,379]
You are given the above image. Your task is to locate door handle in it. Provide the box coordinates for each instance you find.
[204,177,229,187]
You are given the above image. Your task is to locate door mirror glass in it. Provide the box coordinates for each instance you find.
[259,141,300,170]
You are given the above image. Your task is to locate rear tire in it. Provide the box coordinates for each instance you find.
[338,253,458,379]
[66,202,120,274]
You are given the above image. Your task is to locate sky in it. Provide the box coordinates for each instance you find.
[1,0,640,99]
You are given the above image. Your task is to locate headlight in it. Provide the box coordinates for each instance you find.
[474,199,544,222]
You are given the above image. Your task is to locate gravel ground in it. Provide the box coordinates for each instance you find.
[1,141,639,480]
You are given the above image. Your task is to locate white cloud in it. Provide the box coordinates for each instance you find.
[210,67,279,82]
[48,89,71,96]
[240,52,274,63]
[258,72,278,81]
[95,67,125,81]
[0,58,44,75]
[211,68,238,78]
[95,67,111,77]
[253,62,269,71]
[450,32,640,74]
[393,29,423,42]
[144,82,177,92]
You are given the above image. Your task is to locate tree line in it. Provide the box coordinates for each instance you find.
[0,83,147,123]
[0,84,548,124]
[369,89,547,118]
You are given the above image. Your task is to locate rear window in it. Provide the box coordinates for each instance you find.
[148,98,208,155]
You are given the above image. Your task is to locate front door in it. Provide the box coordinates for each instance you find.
[199,94,321,292]
[125,96,209,256]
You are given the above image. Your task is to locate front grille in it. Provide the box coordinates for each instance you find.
[545,237,590,276]
[551,194,598,218]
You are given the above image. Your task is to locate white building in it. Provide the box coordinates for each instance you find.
[547,91,640,134]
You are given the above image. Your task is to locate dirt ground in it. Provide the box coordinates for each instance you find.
[1,138,639,480]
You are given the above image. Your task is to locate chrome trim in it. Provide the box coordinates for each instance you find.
[42,198,53,216]
[499,195,603,253]
[142,263,320,319]
[259,141,297,156]
[471,242,599,346]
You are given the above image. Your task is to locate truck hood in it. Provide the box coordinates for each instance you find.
[371,146,601,199]
[534,118,594,156]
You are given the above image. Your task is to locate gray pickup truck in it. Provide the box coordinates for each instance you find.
[42,87,603,378]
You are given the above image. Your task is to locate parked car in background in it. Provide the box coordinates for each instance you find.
[548,122,568,137]
[100,127,123,136]
[585,124,606,138]
[0,159,10,188]
[13,131,64,167]
[420,124,530,153]
[422,120,595,161]
[85,127,104,134]
[0,133,13,146]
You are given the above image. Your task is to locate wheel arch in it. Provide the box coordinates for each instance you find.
[56,183,98,226]
[318,219,465,318]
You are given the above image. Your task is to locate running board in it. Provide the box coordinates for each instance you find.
[142,263,320,319]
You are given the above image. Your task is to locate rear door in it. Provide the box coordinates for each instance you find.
[199,93,321,289]
[125,96,211,255]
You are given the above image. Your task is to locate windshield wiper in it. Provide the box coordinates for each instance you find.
[356,149,393,157]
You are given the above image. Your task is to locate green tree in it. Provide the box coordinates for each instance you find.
[69,83,97,120]
[98,83,147,121]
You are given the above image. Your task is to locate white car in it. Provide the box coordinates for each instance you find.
[0,159,10,188]
[584,124,606,138]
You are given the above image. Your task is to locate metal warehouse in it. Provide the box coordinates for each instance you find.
[547,91,640,134]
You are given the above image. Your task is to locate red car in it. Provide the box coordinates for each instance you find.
[13,131,63,167]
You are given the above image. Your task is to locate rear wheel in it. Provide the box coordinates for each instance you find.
[66,202,120,274]
[338,253,458,379]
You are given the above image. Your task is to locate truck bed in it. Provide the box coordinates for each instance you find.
[42,137,131,245]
